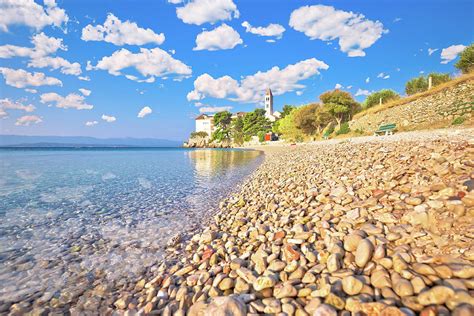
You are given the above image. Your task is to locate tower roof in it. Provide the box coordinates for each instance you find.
[266,88,272,95]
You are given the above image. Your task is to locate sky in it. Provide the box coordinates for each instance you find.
[0,0,473,141]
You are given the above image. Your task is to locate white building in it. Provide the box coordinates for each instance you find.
[195,114,214,137]
[264,88,281,122]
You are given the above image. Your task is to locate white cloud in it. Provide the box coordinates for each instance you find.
[199,106,232,113]
[188,58,329,103]
[85,120,98,126]
[0,98,36,117]
[0,67,62,88]
[393,17,402,23]
[440,44,466,64]
[78,76,90,81]
[92,47,192,82]
[15,115,42,126]
[365,77,370,83]
[377,72,390,79]
[0,32,81,75]
[25,88,37,93]
[289,5,387,57]
[355,88,370,96]
[346,85,352,89]
[102,114,116,122]
[241,21,285,39]
[266,39,276,43]
[194,24,242,51]
[40,92,93,110]
[79,88,91,96]
[168,0,182,3]
[176,0,239,25]
[137,106,152,118]
[0,0,68,32]
[428,48,438,56]
[296,91,303,96]
[334,83,343,89]
[81,13,165,46]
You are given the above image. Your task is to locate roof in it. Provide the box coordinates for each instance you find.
[265,88,272,95]
[195,114,214,120]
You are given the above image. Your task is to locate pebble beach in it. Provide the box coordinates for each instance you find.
[101,127,474,316]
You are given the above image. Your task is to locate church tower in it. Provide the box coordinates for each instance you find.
[265,88,273,118]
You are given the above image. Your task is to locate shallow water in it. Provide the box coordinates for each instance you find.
[0,148,262,306]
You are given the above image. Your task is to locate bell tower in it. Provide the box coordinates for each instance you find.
[265,88,273,117]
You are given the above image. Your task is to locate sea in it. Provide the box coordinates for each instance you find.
[0,147,262,308]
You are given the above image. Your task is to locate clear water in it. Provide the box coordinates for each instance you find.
[0,148,262,306]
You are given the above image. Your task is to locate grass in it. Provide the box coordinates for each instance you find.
[353,72,474,120]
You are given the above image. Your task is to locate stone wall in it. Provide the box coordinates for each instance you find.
[349,80,474,133]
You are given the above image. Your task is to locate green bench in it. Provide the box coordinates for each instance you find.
[374,123,396,136]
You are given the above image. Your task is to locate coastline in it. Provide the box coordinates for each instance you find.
[99,127,474,315]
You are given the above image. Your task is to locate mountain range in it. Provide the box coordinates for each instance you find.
[0,135,182,147]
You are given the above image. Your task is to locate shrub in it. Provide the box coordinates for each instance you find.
[364,89,400,109]
[335,122,350,135]
[405,73,451,95]
[190,131,208,138]
[452,116,466,125]
[455,43,474,74]
[258,131,266,142]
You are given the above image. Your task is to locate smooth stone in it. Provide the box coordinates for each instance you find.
[204,296,246,316]
[254,275,277,291]
[274,282,297,299]
[313,304,337,316]
[417,286,455,305]
[355,239,374,268]
[342,275,363,295]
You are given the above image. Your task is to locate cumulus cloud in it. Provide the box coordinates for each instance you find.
[78,76,90,81]
[91,47,192,82]
[194,24,242,51]
[40,92,93,110]
[296,91,303,96]
[428,48,438,56]
[15,115,42,126]
[440,44,466,64]
[355,88,371,96]
[334,83,343,89]
[85,120,98,126]
[79,88,91,96]
[176,0,239,25]
[137,106,152,118]
[289,5,387,57]
[25,88,37,93]
[0,32,81,75]
[101,114,116,122]
[0,0,68,32]
[187,58,329,103]
[377,72,390,79]
[241,21,285,39]
[199,106,232,113]
[81,13,165,46]
[0,98,36,117]
[0,67,62,88]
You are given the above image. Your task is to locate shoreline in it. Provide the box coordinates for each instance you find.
[104,127,474,315]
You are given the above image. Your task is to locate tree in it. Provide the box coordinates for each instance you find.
[430,72,451,86]
[293,104,319,134]
[364,89,400,109]
[212,111,232,142]
[455,43,474,74]
[190,131,208,138]
[320,90,359,129]
[281,105,296,118]
[242,109,272,139]
[276,110,304,141]
[231,116,244,146]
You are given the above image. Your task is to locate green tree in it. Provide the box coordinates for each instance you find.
[364,89,400,109]
[293,104,319,134]
[430,72,451,86]
[281,105,296,118]
[212,111,232,142]
[455,44,474,74]
[320,90,359,129]
[231,116,244,146]
[190,131,208,138]
[242,109,272,138]
[276,110,304,141]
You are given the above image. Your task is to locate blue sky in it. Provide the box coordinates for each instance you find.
[0,0,473,141]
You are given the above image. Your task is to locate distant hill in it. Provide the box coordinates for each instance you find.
[0,135,182,147]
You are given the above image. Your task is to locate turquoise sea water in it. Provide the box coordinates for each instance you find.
[0,148,262,306]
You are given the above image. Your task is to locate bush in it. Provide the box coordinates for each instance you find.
[405,73,451,95]
[364,89,400,109]
[335,122,350,135]
[258,131,266,143]
[455,43,474,74]
[452,116,466,125]
[190,131,208,138]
